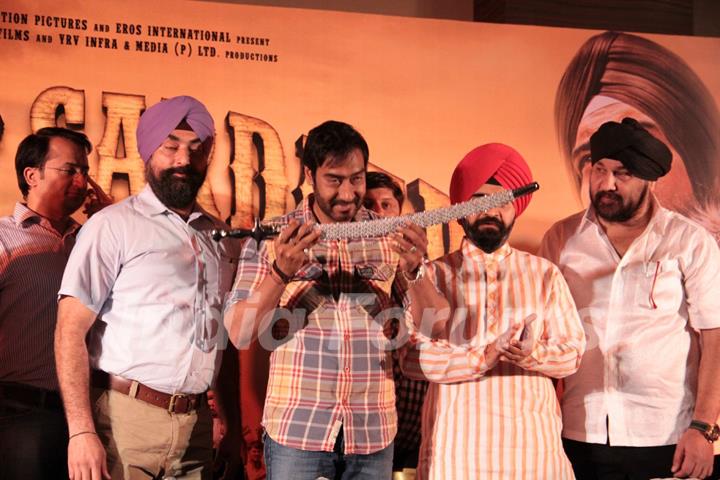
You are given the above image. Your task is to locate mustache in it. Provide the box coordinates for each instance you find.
[161,166,198,179]
[472,216,504,229]
[331,197,361,207]
[595,191,622,202]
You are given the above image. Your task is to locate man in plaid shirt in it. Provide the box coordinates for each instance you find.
[224,120,429,479]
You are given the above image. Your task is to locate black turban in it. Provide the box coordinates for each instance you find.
[590,118,672,181]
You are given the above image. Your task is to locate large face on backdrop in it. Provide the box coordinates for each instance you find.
[556,31,720,239]
[1,2,719,255]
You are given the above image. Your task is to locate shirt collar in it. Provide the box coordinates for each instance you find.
[13,202,80,235]
[460,237,513,263]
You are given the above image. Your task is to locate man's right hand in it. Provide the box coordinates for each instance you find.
[68,433,110,480]
[274,220,320,278]
[483,321,525,370]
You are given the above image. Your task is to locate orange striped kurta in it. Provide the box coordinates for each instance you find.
[401,239,585,479]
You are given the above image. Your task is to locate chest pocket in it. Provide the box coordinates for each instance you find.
[627,259,683,311]
[347,240,397,316]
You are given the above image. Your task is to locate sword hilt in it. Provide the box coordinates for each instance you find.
[511,181,540,198]
[211,217,281,242]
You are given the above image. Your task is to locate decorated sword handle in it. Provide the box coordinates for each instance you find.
[511,182,539,198]
[211,218,282,242]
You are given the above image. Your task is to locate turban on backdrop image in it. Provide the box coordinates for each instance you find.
[555,31,720,238]
[137,95,215,162]
[449,143,534,216]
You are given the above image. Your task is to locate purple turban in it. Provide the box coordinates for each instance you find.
[136,95,214,163]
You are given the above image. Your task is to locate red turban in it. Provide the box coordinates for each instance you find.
[449,143,534,216]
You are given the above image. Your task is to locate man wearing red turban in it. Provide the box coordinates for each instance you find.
[400,143,586,479]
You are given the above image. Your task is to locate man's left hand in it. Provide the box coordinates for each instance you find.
[393,222,428,275]
[672,428,714,479]
[83,176,113,218]
[499,314,536,365]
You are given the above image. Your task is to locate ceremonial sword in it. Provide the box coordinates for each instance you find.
[211,182,539,243]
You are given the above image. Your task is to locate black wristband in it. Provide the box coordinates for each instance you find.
[272,260,292,284]
[689,420,720,443]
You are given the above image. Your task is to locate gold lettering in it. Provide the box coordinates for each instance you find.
[30,86,85,131]
[226,112,288,228]
[95,92,146,196]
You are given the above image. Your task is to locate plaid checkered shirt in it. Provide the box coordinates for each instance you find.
[227,195,410,454]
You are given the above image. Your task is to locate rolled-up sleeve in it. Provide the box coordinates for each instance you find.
[58,214,121,314]
[224,239,271,309]
[682,226,720,330]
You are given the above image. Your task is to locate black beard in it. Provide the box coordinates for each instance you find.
[314,193,361,222]
[591,185,648,222]
[146,165,206,210]
[462,216,514,253]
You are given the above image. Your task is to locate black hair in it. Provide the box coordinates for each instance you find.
[302,120,368,177]
[366,171,404,208]
[15,127,92,197]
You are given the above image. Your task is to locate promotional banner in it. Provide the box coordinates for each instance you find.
[3,0,720,464]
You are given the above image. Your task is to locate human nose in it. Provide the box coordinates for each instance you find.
[173,145,193,166]
[597,171,617,191]
[72,170,88,187]
[483,206,502,218]
[337,180,355,201]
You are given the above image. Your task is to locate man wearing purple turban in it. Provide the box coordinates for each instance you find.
[55,96,242,479]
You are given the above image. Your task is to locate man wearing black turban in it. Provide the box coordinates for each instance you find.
[590,117,672,182]
[540,118,720,479]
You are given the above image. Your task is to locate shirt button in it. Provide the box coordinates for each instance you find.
[344,367,350,372]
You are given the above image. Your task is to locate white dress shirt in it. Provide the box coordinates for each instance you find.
[539,199,720,447]
[59,186,239,394]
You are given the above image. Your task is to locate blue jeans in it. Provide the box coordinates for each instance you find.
[264,430,393,480]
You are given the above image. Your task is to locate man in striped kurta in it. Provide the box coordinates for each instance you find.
[401,143,586,479]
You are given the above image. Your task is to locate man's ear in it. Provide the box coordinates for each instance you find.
[304,166,314,187]
[24,166,40,190]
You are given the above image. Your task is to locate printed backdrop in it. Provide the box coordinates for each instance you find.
[2,0,720,447]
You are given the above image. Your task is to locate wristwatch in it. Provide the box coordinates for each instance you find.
[689,420,720,443]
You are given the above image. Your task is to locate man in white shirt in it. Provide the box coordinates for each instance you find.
[540,117,720,479]
[55,96,242,480]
